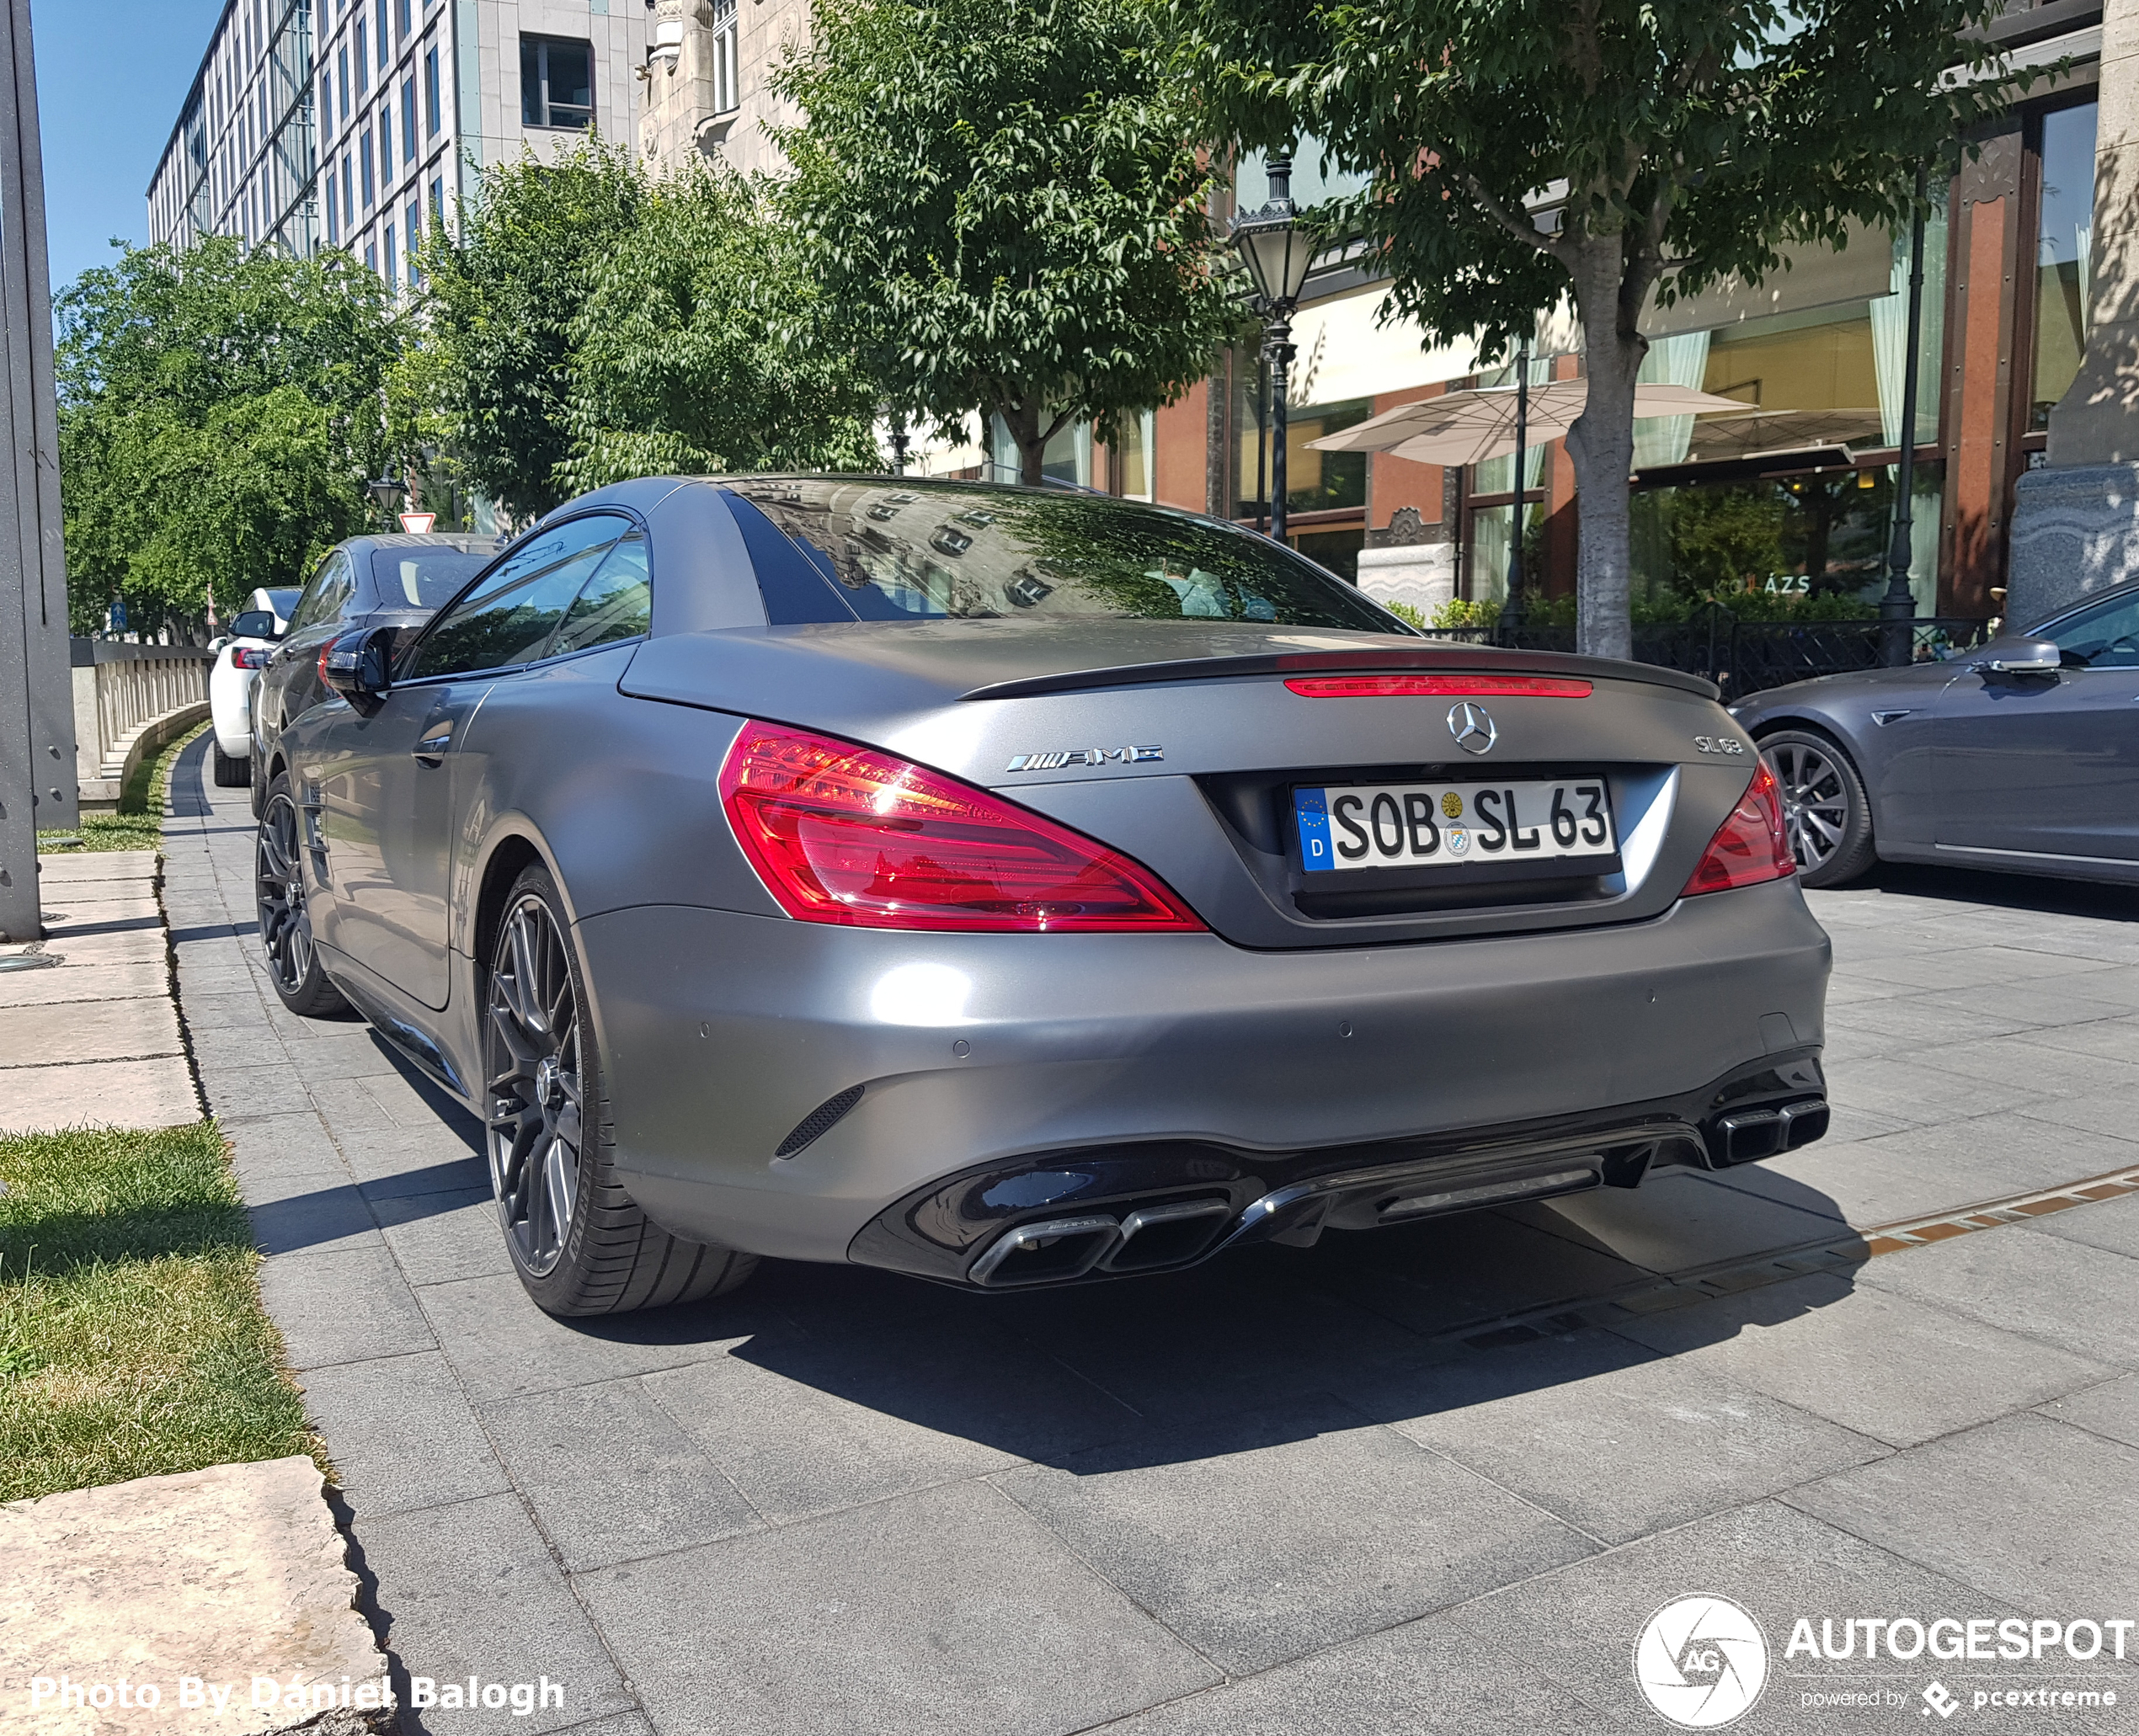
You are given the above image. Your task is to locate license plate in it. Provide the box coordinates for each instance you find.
[1294,779,1617,872]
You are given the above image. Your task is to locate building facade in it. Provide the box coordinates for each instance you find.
[637,0,809,176]
[150,0,648,288]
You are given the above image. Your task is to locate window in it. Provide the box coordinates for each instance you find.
[377,105,392,183]
[319,71,333,133]
[288,551,358,633]
[520,36,593,130]
[376,0,388,61]
[338,47,349,121]
[2042,588,2139,667]
[412,514,633,677]
[2031,102,2099,431]
[359,128,373,205]
[424,45,440,135]
[397,0,411,37]
[354,21,367,91]
[400,78,416,162]
[325,173,338,244]
[383,226,396,287]
[429,176,444,223]
[340,153,353,223]
[405,200,422,283]
[551,534,653,654]
[371,547,489,609]
[711,0,738,114]
[365,240,376,272]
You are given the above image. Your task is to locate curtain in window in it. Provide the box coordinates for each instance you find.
[1633,331,1711,468]
[1871,201,1948,448]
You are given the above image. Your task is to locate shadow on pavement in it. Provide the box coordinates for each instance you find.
[1847,858,2139,923]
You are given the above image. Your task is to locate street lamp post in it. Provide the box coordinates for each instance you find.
[1502,342,1530,638]
[1230,154,1315,544]
[1880,162,1931,668]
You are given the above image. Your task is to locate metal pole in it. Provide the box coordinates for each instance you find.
[1269,317,1294,543]
[889,410,909,477]
[1502,343,1529,636]
[1880,162,1931,668]
[1254,349,1268,534]
[0,0,77,944]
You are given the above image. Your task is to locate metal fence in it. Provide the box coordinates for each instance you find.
[1414,607,1994,699]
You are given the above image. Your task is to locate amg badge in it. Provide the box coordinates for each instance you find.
[1005,746,1164,772]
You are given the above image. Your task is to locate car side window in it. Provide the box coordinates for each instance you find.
[287,552,355,633]
[407,514,631,679]
[548,530,652,656]
[2044,591,2139,668]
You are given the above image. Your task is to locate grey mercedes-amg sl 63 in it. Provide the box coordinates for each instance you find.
[253,475,1830,1316]
[1731,581,2139,890]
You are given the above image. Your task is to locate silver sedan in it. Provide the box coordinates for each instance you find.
[254,476,1831,1315]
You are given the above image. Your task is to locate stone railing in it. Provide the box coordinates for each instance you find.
[71,639,216,811]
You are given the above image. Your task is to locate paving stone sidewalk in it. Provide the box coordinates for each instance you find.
[0,849,198,1133]
[159,733,2139,1736]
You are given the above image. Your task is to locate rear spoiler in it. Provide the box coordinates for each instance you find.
[958,645,1720,704]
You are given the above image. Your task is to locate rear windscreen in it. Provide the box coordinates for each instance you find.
[371,548,492,611]
[728,480,1409,634]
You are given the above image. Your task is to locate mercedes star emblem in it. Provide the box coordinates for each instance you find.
[1447,700,1496,755]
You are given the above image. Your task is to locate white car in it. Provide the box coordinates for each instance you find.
[209,586,301,786]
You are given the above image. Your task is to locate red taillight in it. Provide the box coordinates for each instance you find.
[232,647,271,670]
[1683,761,1796,897]
[317,639,335,686]
[717,723,1205,933]
[1283,674,1592,699]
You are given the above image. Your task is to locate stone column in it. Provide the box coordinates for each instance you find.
[2008,0,2139,624]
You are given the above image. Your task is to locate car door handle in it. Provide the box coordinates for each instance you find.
[413,727,453,763]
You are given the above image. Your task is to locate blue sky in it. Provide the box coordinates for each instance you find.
[32,0,227,292]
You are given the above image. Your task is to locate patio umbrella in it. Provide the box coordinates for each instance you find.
[1305,381,1747,468]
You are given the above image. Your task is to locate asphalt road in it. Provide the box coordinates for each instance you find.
[162,733,2139,1736]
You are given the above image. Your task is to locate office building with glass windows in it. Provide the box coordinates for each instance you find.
[149,0,647,292]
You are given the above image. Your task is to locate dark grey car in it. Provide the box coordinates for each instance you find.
[1731,583,2139,887]
[250,531,499,817]
[253,476,1831,1317]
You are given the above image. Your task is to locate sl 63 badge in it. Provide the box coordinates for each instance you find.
[1692,735,1747,757]
[1006,745,1164,772]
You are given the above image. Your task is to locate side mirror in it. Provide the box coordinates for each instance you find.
[230,610,282,641]
[320,625,396,706]
[1972,636,2062,677]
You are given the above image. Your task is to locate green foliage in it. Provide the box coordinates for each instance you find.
[1429,597,1499,629]
[561,163,879,493]
[1382,599,1428,629]
[416,138,647,522]
[0,1122,317,1501]
[1670,486,1791,597]
[55,239,398,627]
[1176,0,2009,652]
[774,0,1237,482]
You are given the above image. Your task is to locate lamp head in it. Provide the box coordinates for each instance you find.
[1229,155,1315,311]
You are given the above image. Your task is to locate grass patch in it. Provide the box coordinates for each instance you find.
[36,719,210,855]
[0,1121,319,1502]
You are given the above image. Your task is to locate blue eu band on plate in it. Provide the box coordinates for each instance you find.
[1295,780,1618,872]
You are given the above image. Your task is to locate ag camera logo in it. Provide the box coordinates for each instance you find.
[1634,1595,1769,1728]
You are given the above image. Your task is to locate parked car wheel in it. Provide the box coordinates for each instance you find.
[1760,730,1876,888]
[255,773,349,1017]
[484,862,756,1316]
[211,743,251,787]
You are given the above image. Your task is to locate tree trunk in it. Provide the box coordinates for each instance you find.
[1001,397,1048,485]
[1206,346,1230,515]
[1561,235,1646,663]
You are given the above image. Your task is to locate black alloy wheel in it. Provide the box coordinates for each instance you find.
[485,888,585,1280]
[1760,731,1876,888]
[481,861,759,1315]
[255,775,348,1016]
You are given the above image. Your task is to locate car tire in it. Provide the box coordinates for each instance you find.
[255,771,350,1017]
[1760,729,1877,888]
[211,743,251,787]
[483,861,757,1317]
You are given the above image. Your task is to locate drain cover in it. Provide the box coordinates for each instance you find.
[0,953,62,973]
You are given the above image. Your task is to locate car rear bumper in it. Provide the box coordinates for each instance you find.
[577,876,1831,1271]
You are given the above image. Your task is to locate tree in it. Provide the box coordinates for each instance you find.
[416,138,645,524]
[55,238,399,630]
[560,163,879,493]
[1179,0,2008,657]
[774,0,1238,484]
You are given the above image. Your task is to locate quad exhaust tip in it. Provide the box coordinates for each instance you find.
[967,1197,1235,1288]
[1713,1099,1828,1166]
